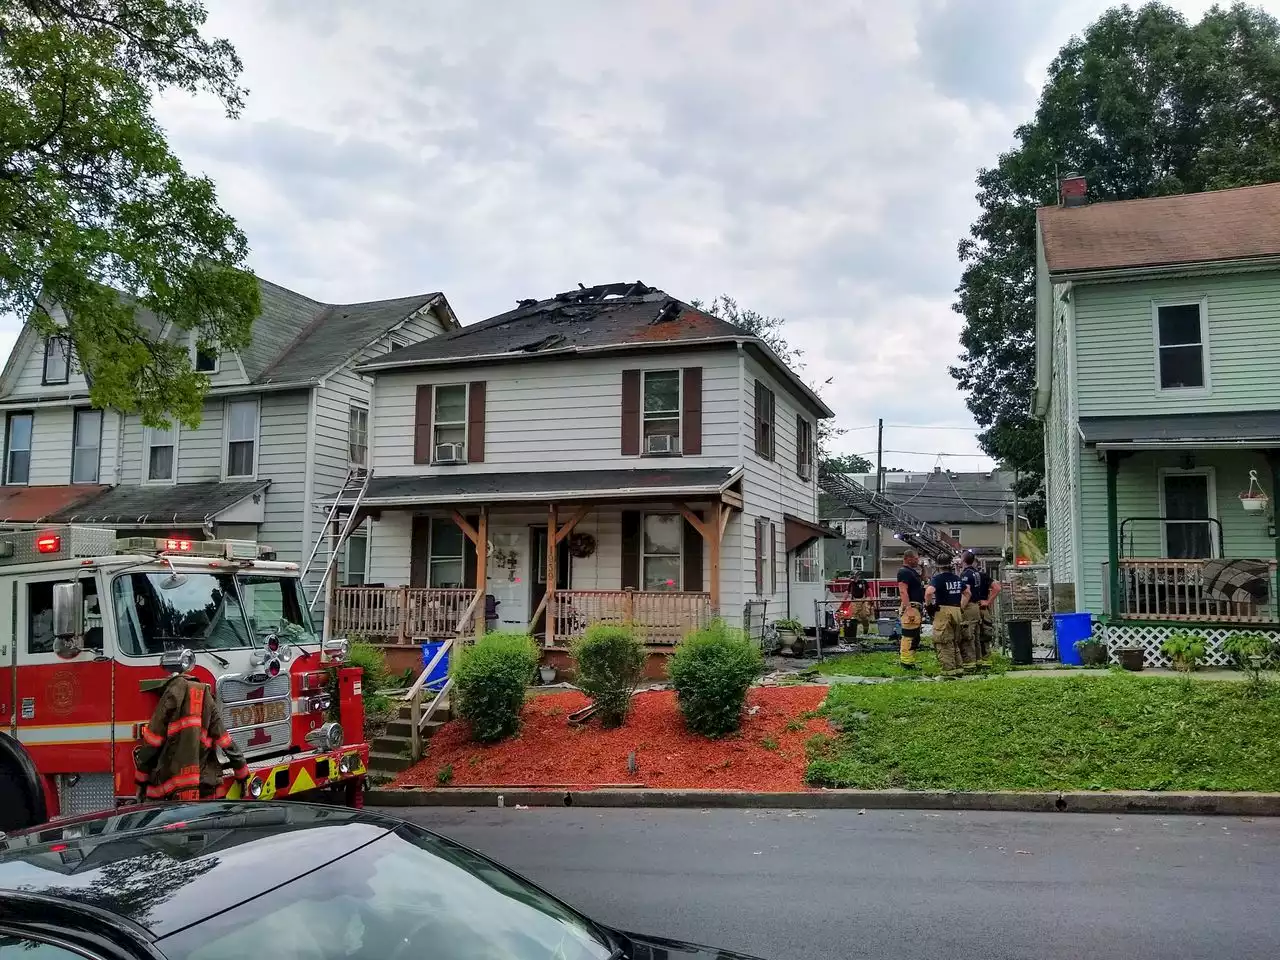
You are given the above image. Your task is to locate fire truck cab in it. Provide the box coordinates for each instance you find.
[0,525,370,832]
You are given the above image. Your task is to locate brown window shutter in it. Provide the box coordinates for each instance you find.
[754,518,764,595]
[682,366,702,455]
[410,516,430,587]
[414,385,434,464]
[753,380,764,457]
[770,522,778,594]
[682,511,704,591]
[467,381,486,463]
[621,370,641,455]
[621,511,642,589]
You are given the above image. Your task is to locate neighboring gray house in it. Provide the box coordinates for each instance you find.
[0,278,457,596]
[821,468,1014,578]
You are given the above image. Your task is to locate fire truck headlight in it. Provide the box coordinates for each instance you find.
[306,721,343,752]
[338,754,353,775]
[246,777,264,799]
[278,644,293,664]
[308,694,332,713]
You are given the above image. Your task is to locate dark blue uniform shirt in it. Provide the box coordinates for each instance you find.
[961,566,985,603]
[897,566,925,604]
[930,571,967,607]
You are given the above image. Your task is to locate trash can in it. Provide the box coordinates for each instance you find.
[1053,612,1092,666]
[1008,620,1033,666]
[420,641,451,692]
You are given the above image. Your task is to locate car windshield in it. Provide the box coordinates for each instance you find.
[157,825,613,960]
[111,572,316,657]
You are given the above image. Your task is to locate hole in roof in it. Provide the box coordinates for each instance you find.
[515,333,567,352]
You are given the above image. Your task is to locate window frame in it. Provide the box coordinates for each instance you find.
[641,369,682,456]
[344,529,368,586]
[70,408,102,484]
[640,511,683,591]
[143,422,180,485]
[794,539,819,583]
[348,403,369,467]
[1158,466,1219,559]
[4,411,33,486]
[190,333,220,374]
[431,383,469,464]
[223,397,260,480]
[754,380,775,461]
[1151,298,1211,395]
[42,336,70,386]
[427,517,466,587]
[795,415,813,480]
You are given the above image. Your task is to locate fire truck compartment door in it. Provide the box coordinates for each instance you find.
[13,572,115,774]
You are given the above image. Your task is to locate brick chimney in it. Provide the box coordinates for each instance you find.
[1060,173,1087,207]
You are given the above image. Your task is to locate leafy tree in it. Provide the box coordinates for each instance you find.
[951,1,1280,507]
[821,452,872,474]
[0,0,259,427]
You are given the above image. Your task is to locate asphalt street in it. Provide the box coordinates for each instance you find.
[376,805,1280,960]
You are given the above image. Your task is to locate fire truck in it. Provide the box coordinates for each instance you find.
[0,524,370,833]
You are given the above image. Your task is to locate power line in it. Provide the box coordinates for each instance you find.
[884,424,980,432]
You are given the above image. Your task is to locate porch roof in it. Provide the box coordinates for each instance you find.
[50,480,271,526]
[342,466,742,507]
[1080,412,1280,450]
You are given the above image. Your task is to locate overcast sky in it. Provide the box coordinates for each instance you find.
[2,0,1263,471]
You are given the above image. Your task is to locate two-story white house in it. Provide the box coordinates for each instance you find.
[0,278,457,598]
[325,282,832,671]
[1035,178,1280,664]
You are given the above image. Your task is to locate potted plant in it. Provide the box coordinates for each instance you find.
[1239,470,1270,512]
[1115,645,1146,672]
[538,663,557,684]
[1160,632,1207,672]
[774,618,805,656]
[1074,637,1108,667]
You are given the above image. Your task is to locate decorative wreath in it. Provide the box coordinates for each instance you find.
[567,532,597,559]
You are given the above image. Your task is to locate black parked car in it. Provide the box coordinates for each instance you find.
[0,802,762,960]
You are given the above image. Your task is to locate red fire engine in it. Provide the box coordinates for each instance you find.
[0,525,370,832]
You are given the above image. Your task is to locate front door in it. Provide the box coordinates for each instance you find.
[529,527,571,635]
[1162,471,1215,559]
[12,572,115,784]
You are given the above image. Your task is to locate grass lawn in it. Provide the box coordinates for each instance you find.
[807,674,1280,792]
[816,649,941,678]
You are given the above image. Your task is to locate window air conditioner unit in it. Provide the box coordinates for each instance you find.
[646,434,676,454]
[434,442,463,464]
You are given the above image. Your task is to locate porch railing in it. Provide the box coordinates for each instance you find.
[1107,558,1278,623]
[331,587,475,641]
[551,589,713,645]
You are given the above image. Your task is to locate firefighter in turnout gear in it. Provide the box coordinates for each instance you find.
[841,573,874,641]
[896,550,926,668]
[926,565,971,678]
[134,652,250,801]
[958,551,984,672]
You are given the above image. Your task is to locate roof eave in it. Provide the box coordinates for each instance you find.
[1048,253,1280,283]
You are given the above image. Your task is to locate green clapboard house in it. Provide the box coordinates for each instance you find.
[1034,178,1280,664]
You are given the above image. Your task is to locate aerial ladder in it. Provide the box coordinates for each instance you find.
[818,468,960,565]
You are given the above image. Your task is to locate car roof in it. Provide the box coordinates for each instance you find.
[0,802,401,938]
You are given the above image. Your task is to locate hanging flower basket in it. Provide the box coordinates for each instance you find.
[1240,470,1270,512]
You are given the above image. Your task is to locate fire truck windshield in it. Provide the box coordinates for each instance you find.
[111,571,316,658]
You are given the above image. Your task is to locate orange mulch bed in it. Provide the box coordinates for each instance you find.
[392,685,832,792]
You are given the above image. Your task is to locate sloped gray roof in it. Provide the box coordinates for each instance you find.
[52,480,270,525]
[1079,411,1280,444]
[823,471,1013,525]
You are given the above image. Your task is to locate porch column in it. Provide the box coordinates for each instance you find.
[545,505,558,648]
[474,506,488,638]
[677,501,734,615]
[1106,451,1121,616]
[1268,452,1280,613]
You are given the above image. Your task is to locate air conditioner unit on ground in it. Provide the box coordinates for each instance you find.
[434,442,463,463]
[646,433,676,454]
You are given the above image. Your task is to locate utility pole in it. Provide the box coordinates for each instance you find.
[1010,467,1020,566]
[871,418,883,578]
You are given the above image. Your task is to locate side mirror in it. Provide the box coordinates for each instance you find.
[52,582,84,639]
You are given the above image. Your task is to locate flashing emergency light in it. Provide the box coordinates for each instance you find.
[36,534,61,554]
[165,538,194,552]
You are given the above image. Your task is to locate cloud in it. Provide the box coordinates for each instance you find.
[4,0,1265,472]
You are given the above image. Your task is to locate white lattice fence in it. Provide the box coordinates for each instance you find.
[1099,623,1280,668]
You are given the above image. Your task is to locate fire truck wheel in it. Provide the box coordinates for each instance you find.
[0,763,36,833]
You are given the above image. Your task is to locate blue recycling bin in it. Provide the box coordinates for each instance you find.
[1053,613,1092,665]
[421,641,451,692]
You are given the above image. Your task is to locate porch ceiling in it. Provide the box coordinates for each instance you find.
[1081,411,1280,450]
[340,466,742,507]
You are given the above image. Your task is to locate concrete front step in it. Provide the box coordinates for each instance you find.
[373,722,444,756]
[368,750,413,773]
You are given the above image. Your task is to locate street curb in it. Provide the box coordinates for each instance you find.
[370,787,1280,817]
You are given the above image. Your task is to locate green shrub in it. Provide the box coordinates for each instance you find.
[1161,633,1207,672]
[570,622,646,728]
[328,640,394,722]
[668,619,764,737]
[1224,632,1277,693]
[455,631,539,743]
[774,618,804,633]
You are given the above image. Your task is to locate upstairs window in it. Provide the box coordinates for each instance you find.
[43,337,69,385]
[71,409,101,483]
[146,423,177,482]
[642,370,680,455]
[348,405,369,466]
[190,333,219,373]
[796,415,814,480]
[226,398,259,478]
[754,381,775,460]
[433,384,467,462]
[1155,301,1207,391]
[5,413,32,485]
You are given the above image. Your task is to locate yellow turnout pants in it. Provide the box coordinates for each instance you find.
[932,606,965,676]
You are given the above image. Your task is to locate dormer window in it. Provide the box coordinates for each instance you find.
[43,337,69,385]
[190,334,219,374]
